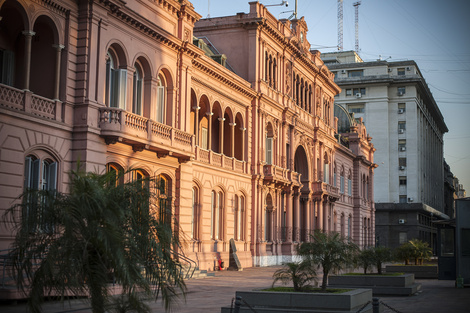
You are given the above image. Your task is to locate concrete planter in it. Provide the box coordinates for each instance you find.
[328,273,421,296]
[386,265,438,279]
[221,288,374,313]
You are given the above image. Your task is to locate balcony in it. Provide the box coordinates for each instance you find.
[263,164,301,186]
[311,181,340,201]
[194,147,247,174]
[0,84,63,122]
[98,107,194,162]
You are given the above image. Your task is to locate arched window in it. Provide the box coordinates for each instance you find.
[211,190,223,240]
[105,49,126,109]
[156,74,166,124]
[273,58,277,89]
[348,171,352,196]
[106,163,124,186]
[156,175,171,225]
[266,123,274,165]
[24,154,58,233]
[192,186,199,240]
[340,167,345,194]
[333,163,337,187]
[323,153,329,184]
[239,195,245,241]
[132,62,143,115]
[24,155,57,191]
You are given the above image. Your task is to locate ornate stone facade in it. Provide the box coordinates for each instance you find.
[0,0,375,272]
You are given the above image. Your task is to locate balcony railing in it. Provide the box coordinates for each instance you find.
[0,84,63,122]
[311,181,340,201]
[263,164,301,186]
[194,147,247,174]
[99,107,194,160]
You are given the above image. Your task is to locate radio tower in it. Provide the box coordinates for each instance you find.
[337,0,343,51]
[354,1,361,53]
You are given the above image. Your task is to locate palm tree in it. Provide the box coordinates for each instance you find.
[357,247,375,274]
[4,167,186,313]
[373,246,393,274]
[298,230,358,291]
[409,239,432,265]
[272,262,317,292]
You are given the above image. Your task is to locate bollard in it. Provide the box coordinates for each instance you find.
[233,296,242,313]
[372,297,380,313]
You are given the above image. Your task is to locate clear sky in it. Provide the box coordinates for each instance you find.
[190,0,470,191]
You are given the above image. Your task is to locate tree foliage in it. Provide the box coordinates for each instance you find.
[272,262,317,292]
[298,231,358,291]
[4,167,186,313]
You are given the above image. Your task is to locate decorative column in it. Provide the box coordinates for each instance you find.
[218,117,225,154]
[294,190,300,242]
[192,105,201,145]
[229,122,236,157]
[285,188,293,242]
[52,44,65,100]
[317,200,323,232]
[22,31,35,91]
[206,112,213,149]
[240,127,246,162]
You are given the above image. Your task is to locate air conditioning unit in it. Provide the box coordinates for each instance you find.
[355,93,362,98]
[399,166,405,170]
[398,219,405,224]
[406,66,411,71]
[388,68,393,72]
[341,70,346,74]
[400,147,406,152]
[399,129,404,134]
[398,109,404,114]
[398,91,404,96]
[408,197,414,202]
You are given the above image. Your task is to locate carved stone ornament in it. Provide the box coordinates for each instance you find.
[286,62,292,95]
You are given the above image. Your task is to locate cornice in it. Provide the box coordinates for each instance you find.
[33,0,70,16]
[191,58,257,101]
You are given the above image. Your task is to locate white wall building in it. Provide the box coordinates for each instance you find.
[323,51,449,250]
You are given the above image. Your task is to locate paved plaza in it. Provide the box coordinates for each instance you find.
[1,266,469,312]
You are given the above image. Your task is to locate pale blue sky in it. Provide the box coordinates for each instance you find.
[190,0,470,191]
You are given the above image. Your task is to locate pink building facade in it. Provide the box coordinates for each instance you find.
[0,0,375,271]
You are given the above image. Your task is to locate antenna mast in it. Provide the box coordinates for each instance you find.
[337,0,343,51]
[207,0,210,18]
[354,1,361,53]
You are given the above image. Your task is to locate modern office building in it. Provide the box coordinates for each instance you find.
[0,0,375,282]
[324,51,449,251]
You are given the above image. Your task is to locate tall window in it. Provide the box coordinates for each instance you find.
[234,195,245,241]
[211,190,223,240]
[266,124,274,165]
[25,156,57,191]
[105,50,126,109]
[156,175,171,225]
[132,63,143,115]
[333,164,337,187]
[192,187,199,240]
[24,155,58,232]
[340,168,345,194]
[347,172,352,196]
[323,154,329,184]
[156,74,166,124]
